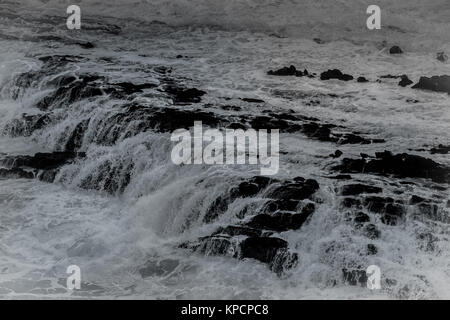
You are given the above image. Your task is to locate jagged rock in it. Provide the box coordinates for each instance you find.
[320,69,353,81]
[398,75,413,87]
[1,152,82,170]
[3,113,51,137]
[164,86,206,104]
[341,184,382,196]
[241,98,265,103]
[139,259,179,278]
[353,211,370,226]
[330,150,343,158]
[240,237,298,274]
[333,151,450,183]
[389,46,403,54]
[430,144,450,154]
[412,75,450,94]
[0,168,34,179]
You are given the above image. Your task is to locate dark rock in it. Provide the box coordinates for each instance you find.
[320,69,353,81]
[353,211,370,226]
[1,152,82,170]
[437,52,448,63]
[398,75,413,87]
[333,151,450,183]
[267,179,319,201]
[78,42,95,49]
[357,77,369,83]
[341,184,382,196]
[241,98,265,103]
[412,75,450,94]
[246,203,315,232]
[164,86,206,104]
[330,150,343,158]
[409,195,428,205]
[0,168,34,179]
[267,65,309,77]
[341,198,361,208]
[389,46,403,54]
[363,224,381,239]
[328,174,352,180]
[382,203,405,225]
[430,144,450,154]
[367,244,378,255]
[240,237,287,264]
[342,268,367,286]
[213,226,262,238]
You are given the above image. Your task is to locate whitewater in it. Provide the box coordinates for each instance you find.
[0,0,450,299]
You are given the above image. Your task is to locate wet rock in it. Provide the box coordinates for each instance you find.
[367,244,378,255]
[328,174,352,180]
[240,237,293,269]
[430,144,450,154]
[330,150,343,158]
[203,176,276,223]
[0,168,34,179]
[320,69,353,81]
[342,268,367,286]
[212,226,262,238]
[65,120,89,152]
[267,65,309,77]
[267,179,319,201]
[341,184,382,196]
[333,151,450,184]
[363,224,381,239]
[164,86,206,104]
[246,203,315,232]
[437,52,448,63]
[241,98,265,103]
[389,46,403,54]
[3,113,51,137]
[398,75,413,87]
[382,203,405,225]
[353,211,370,226]
[341,198,362,208]
[139,259,179,278]
[412,75,450,94]
[78,42,95,49]
[357,76,369,83]
[1,152,82,170]
[409,195,429,205]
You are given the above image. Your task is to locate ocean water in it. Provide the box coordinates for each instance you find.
[0,0,450,299]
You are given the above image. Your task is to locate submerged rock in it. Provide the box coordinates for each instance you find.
[333,151,450,183]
